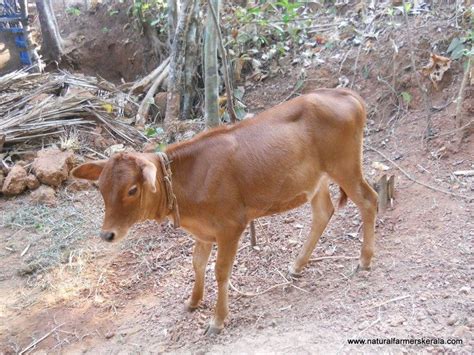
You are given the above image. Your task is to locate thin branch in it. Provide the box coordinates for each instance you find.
[129,57,170,95]
[432,119,474,138]
[19,323,65,355]
[365,145,473,201]
[365,295,410,310]
[135,65,169,127]
[309,255,358,262]
[229,280,290,297]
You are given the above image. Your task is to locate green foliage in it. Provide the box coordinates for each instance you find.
[66,7,81,16]
[144,126,164,138]
[232,1,307,60]
[131,0,168,33]
[401,91,412,106]
[447,30,474,60]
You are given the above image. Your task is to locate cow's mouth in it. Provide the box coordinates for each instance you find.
[99,231,115,242]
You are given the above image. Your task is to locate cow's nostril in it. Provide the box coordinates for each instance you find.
[100,231,115,241]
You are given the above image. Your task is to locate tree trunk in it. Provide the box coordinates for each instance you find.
[36,0,63,61]
[180,0,201,120]
[164,0,196,130]
[167,0,178,47]
[204,0,220,128]
[208,0,237,123]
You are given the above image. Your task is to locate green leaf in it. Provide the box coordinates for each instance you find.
[145,127,159,138]
[404,2,412,13]
[401,91,412,105]
[451,44,466,60]
[66,7,81,16]
[447,37,463,54]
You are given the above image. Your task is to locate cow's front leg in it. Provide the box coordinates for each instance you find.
[186,241,213,311]
[205,236,240,335]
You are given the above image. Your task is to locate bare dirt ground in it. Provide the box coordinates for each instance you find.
[1,81,473,353]
[1,2,473,354]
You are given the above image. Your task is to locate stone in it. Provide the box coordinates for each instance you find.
[447,314,458,326]
[66,180,92,192]
[30,185,57,206]
[453,325,469,337]
[26,174,40,190]
[2,165,28,195]
[32,149,75,187]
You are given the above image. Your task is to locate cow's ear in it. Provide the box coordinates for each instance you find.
[137,158,157,193]
[71,161,107,181]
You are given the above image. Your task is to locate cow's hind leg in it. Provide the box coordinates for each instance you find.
[337,176,378,270]
[289,178,334,277]
[186,241,213,311]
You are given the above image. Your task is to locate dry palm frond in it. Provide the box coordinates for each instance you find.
[0,70,147,148]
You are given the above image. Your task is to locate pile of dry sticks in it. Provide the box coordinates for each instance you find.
[0,68,148,150]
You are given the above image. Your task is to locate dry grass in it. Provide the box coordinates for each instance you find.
[1,191,102,277]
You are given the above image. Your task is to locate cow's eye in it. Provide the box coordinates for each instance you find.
[128,186,138,196]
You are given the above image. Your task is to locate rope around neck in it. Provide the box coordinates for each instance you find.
[156,152,180,228]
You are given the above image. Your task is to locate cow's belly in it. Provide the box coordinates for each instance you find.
[257,193,308,217]
[247,171,323,219]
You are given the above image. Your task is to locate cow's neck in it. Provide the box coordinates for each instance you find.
[163,138,212,230]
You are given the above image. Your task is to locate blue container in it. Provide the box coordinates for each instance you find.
[15,35,27,48]
[19,50,31,65]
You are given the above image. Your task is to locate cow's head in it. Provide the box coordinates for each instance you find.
[71,153,162,242]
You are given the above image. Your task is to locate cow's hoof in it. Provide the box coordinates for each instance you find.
[357,262,372,272]
[184,301,199,312]
[349,264,371,278]
[288,265,303,278]
[204,323,223,336]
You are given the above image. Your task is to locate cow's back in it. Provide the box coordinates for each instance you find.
[167,88,367,222]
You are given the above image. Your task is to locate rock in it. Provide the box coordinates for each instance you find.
[447,314,458,326]
[453,325,469,337]
[30,185,57,205]
[67,180,93,192]
[459,286,470,295]
[15,160,28,167]
[26,174,40,190]
[0,170,4,190]
[32,149,75,187]
[389,315,406,327]
[2,165,28,195]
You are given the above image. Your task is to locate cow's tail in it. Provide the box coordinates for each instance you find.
[338,187,348,208]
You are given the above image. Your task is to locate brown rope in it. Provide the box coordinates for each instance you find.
[157,152,181,228]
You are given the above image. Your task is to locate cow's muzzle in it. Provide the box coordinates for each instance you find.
[100,231,115,242]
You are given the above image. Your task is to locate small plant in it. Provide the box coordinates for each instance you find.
[66,7,81,16]
[447,30,474,60]
[144,126,164,138]
[400,91,412,106]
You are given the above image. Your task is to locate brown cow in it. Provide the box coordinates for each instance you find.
[72,88,378,335]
